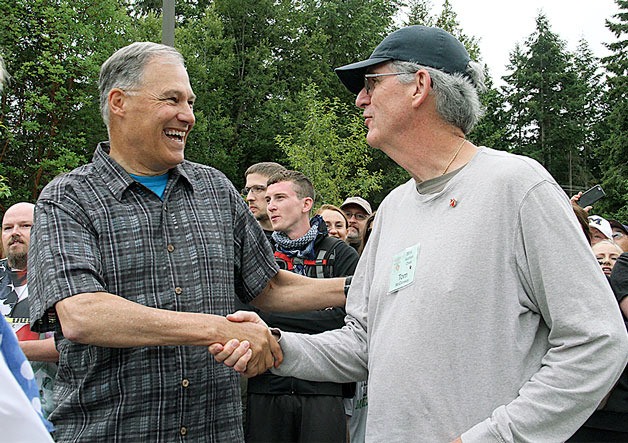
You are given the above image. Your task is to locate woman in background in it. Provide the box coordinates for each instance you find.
[317,204,349,242]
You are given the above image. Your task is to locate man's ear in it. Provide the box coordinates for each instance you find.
[108,88,127,118]
[411,69,432,108]
[303,197,314,213]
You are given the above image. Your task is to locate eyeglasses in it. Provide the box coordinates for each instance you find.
[344,211,368,221]
[241,185,266,196]
[363,72,407,94]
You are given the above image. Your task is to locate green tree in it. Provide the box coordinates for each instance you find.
[175,4,240,178]
[276,84,382,205]
[501,13,595,191]
[124,0,213,22]
[596,0,628,220]
[470,73,508,151]
[404,0,435,27]
[0,0,134,210]
[568,39,606,190]
[174,0,398,188]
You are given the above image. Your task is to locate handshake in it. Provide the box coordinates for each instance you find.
[210,311,281,377]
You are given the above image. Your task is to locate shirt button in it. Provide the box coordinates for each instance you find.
[174,287,183,295]
[167,244,175,252]
[180,426,187,436]
[181,379,190,388]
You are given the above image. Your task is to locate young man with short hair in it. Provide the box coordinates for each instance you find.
[244,170,359,442]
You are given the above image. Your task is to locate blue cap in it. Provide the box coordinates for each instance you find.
[335,25,471,94]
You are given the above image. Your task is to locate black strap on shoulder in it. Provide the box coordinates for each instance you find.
[275,236,343,278]
[309,236,343,278]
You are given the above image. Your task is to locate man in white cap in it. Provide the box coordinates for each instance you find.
[589,215,614,246]
[340,196,373,251]
[213,25,628,443]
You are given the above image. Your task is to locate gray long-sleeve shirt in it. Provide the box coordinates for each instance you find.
[274,147,628,442]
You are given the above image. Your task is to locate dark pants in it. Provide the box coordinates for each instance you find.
[246,393,346,443]
[567,426,628,442]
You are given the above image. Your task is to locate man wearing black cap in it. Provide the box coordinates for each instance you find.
[609,219,628,252]
[213,26,628,443]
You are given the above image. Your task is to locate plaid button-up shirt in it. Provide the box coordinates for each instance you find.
[29,143,278,442]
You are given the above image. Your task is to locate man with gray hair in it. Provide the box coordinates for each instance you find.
[213,25,628,443]
[28,42,346,442]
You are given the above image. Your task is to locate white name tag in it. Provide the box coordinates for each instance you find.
[388,243,420,293]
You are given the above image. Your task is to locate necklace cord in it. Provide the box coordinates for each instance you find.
[442,138,466,176]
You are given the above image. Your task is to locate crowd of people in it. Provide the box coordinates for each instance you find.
[1,24,627,443]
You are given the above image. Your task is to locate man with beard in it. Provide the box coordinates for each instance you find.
[1,202,58,418]
[340,197,373,251]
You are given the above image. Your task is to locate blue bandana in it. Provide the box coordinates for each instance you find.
[273,215,327,275]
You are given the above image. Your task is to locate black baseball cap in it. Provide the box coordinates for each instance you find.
[335,25,471,94]
[609,219,628,235]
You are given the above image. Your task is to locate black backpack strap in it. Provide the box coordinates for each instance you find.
[309,236,343,279]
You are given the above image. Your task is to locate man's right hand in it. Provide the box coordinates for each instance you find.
[210,311,282,377]
[570,191,592,212]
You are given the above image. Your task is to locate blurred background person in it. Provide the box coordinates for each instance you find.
[592,240,624,278]
[357,213,376,256]
[246,170,358,443]
[571,203,592,245]
[1,202,58,419]
[609,220,628,252]
[317,204,349,242]
[612,252,628,319]
[568,251,628,442]
[243,162,286,244]
[340,197,372,251]
[589,215,614,246]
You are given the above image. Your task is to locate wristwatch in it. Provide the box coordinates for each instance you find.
[344,275,353,297]
[269,327,282,342]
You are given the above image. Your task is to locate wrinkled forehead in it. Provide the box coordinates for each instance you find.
[2,203,34,226]
[342,204,368,214]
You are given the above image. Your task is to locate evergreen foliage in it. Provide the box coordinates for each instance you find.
[596,0,628,220]
[0,0,624,221]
